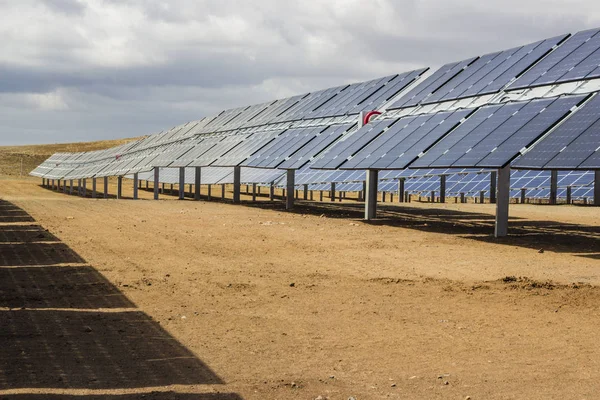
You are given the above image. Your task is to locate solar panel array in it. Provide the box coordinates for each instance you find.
[32,26,600,205]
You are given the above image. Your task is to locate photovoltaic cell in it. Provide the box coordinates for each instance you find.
[388,59,475,109]
[310,120,394,169]
[450,35,567,98]
[452,98,556,167]
[339,109,472,170]
[509,28,600,89]
[477,95,586,167]
[278,124,353,169]
[417,102,526,168]
[514,93,600,169]
[422,52,504,104]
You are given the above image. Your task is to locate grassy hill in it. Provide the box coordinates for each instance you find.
[0,137,144,177]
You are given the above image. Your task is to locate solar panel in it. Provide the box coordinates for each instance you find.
[415,102,525,167]
[514,93,600,169]
[211,129,284,167]
[277,124,353,169]
[477,95,586,167]
[509,28,600,89]
[339,109,471,170]
[315,120,400,169]
[389,59,476,109]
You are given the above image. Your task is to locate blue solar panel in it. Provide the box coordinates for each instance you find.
[422,52,503,104]
[310,120,394,169]
[339,115,435,169]
[381,110,472,170]
[416,102,525,168]
[514,93,600,169]
[412,105,501,167]
[558,47,600,81]
[458,35,567,97]
[388,59,475,109]
[338,109,472,170]
[509,28,600,89]
[544,114,600,168]
[278,124,352,169]
[452,98,556,167]
[477,95,585,167]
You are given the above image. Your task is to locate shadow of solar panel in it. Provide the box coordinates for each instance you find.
[0,266,135,309]
[0,310,223,389]
[0,226,59,243]
[0,394,243,400]
[0,242,85,266]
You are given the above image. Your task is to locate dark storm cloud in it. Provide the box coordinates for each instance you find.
[1,0,600,145]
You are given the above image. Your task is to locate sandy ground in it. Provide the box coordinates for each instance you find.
[1,176,599,400]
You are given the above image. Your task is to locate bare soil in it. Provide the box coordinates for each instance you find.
[1,176,599,400]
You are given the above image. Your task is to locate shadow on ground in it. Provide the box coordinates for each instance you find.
[0,199,241,399]
[241,197,600,259]
[0,394,242,400]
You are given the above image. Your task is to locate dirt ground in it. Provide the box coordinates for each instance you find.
[1,176,599,400]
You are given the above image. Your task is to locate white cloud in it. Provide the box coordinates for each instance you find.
[0,0,600,144]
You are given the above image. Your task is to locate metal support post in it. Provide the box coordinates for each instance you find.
[303,184,308,200]
[252,183,257,202]
[398,179,405,203]
[594,170,600,206]
[361,181,366,202]
[330,182,336,202]
[566,186,572,205]
[221,184,226,200]
[117,176,123,199]
[179,167,185,200]
[194,167,201,200]
[520,188,526,204]
[495,166,511,238]
[269,182,274,201]
[133,173,139,200]
[153,167,159,200]
[82,179,87,197]
[440,175,446,203]
[233,166,241,203]
[103,177,108,198]
[490,171,497,204]
[286,169,295,210]
[92,178,97,198]
[550,170,558,205]
[365,170,378,220]
[207,184,212,200]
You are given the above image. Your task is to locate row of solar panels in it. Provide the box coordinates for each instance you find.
[32,27,600,183]
[390,27,600,109]
[31,88,600,181]
[314,93,600,171]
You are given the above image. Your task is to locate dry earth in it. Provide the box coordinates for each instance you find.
[0,137,143,177]
[0,173,599,400]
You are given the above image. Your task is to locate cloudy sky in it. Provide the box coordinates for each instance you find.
[1,0,600,145]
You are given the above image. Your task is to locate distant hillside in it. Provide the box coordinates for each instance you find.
[0,137,144,177]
